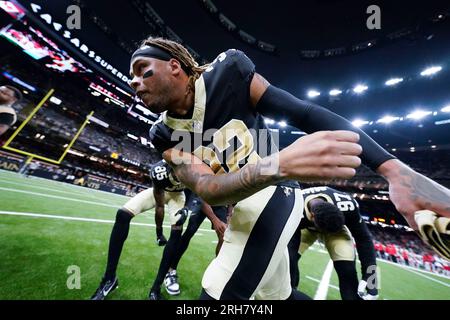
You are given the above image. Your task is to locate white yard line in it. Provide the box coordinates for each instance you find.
[405,269,450,288]
[0,179,122,202]
[0,210,216,233]
[374,257,450,281]
[314,259,334,300]
[0,170,131,200]
[0,186,120,208]
[309,242,450,281]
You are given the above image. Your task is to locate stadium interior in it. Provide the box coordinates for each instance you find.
[0,0,449,301]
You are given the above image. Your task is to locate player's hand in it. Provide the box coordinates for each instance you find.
[213,219,227,237]
[378,159,450,231]
[279,131,362,181]
[174,208,189,226]
[357,280,379,300]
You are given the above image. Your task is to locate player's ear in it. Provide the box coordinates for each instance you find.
[168,58,182,76]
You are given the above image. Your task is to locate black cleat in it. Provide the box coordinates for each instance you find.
[148,290,165,300]
[90,277,119,300]
[156,234,167,246]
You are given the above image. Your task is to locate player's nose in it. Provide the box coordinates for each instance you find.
[130,76,141,91]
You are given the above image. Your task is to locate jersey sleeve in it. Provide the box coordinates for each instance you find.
[205,49,256,104]
[227,49,255,83]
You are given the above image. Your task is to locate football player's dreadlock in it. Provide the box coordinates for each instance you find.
[140,37,210,92]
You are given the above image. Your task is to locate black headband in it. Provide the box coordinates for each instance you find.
[131,45,173,62]
[131,45,190,74]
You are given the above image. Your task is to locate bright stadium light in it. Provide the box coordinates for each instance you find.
[385,78,403,86]
[406,110,432,120]
[127,133,138,140]
[329,89,342,96]
[264,118,275,125]
[377,115,400,124]
[353,84,368,94]
[278,121,287,127]
[50,96,62,105]
[352,119,369,127]
[441,105,450,113]
[307,90,320,98]
[420,66,442,76]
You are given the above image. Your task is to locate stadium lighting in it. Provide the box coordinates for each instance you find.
[329,89,342,96]
[264,118,275,125]
[377,115,399,124]
[307,90,320,98]
[127,133,138,140]
[406,110,432,120]
[49,96,62,105]
[353,84,368,94]
[385,78,403,86]
[351,119,369,127]
[431,145,437,149]
[278,121,287,127]
[391,148,397,152]
[420,66,442,76]
[89,145,101,152]
[441,105,450,113]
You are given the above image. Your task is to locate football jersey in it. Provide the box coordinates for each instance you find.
[149,49,298,188]
[299,186,362,230]
[150,160,184,192]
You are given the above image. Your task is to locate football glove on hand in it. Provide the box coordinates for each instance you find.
[415,210,450,260]
[174,208,189,226]
[357,279,379,300]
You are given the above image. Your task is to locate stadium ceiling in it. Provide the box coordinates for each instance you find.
[9,0,450,119]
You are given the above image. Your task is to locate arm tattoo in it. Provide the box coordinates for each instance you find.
[398,167,450,213]
[173,156,284,205]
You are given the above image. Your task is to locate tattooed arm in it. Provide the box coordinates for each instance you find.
[162,130,362,205]
[377,159,450,230]
[162,150,283,205]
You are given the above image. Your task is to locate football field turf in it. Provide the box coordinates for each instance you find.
[1,169,449,300]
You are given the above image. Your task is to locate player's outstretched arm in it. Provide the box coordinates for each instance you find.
[250,73,450,231]
[162,132,361,205]
[251,73,394,171]
[377,159,450,230]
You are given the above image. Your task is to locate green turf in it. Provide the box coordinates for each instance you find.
[1,169,449,300]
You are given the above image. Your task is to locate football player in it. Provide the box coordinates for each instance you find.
[91,160,188,300]
[149,189,228,300]
[0,85,21,136]
[91,160,226,300]
[129,37,450,300]
[159,189,229,298]
[288,186,378,300]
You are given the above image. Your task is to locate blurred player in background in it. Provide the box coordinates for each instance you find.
[149,189,229,300]
[91,160,186,300]
[289,186,378,300]
[0,85,21,137]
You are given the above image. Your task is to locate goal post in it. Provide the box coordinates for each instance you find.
[2,88,94,165]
